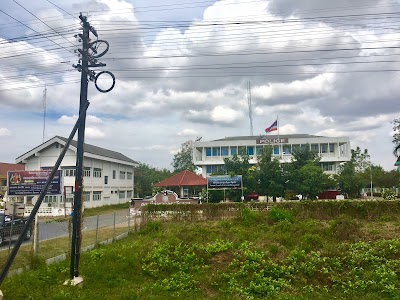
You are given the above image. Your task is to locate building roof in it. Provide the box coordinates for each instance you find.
[154,170,207,187]
[15,136,138,166]
[212,134,323,142]
[0,163,25,177]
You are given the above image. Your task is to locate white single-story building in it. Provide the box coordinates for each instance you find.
[15,136,139,209]
[193,134,351,177]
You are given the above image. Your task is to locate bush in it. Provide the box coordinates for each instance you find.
[268,208,294,223]
[382,190,396,201]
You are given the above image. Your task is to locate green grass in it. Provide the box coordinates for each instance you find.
[1,202,400,299]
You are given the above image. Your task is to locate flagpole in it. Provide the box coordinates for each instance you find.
[277,115,281,158]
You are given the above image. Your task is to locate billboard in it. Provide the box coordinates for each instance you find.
[7,170,62,196]
[207,175,242,189]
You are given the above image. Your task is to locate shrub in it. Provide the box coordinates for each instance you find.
[268,208,294,223]
[382,190,396,201]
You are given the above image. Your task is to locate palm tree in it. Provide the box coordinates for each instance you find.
[393,118,400,157]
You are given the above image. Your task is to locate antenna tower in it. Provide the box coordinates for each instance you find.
[247,81,253,136]
[42,85,47,143]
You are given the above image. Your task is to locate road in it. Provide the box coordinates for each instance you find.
[0,209,134,249]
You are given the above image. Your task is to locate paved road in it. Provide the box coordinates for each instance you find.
[0,209,135,249]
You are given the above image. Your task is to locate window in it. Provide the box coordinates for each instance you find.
[83,167,91,177]
[127,190,133,198]
[283,145,291,154]
[127,172,133,180]
[256,146,263,155]
[247,146,254,156]
[238,146,246,155]
[212,147,220,156]
[93,168,102,178]
[205,147,212,157]
[93,191,101,201]
[321,162,335,171]
[292,144,300,152]
[112,170,116,179]
[221,147,229,156]
[230,147,237,155]
[329,144,335,153]
[84,191,90,202]
[273,146,280,155]
[63,168,76,177]
[320,144,328,153]
[44,195,58,203]
[311,144,319,153]
[206,165,226,174]
[119,190,126,199]
[120,171,126,180]
[104,176,108,185]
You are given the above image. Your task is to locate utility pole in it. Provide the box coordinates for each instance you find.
[69,13,115,283]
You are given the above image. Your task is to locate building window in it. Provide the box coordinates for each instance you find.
[84,191,90,202]
[63,168,76,177]
[321,144,328,153]
[104,176,108,185]
[127,172,133,180]
[231,147,237,155]
[311,144,319,153]
[93,168,102,178]
[212,147,220,156]
[256,146,263,155]
[119,190,126,199]
[247,146,254,156]
[206,165,226,174]
[329,144,335,153]
[321,162,335,171]
[292,144,300,152]
[112,170,116,179]
[283,145,291,154]
[120,171,126,180]
[273,146,280,155]
[205,147,212,157]
[44,195,58,203]
[93,191,101,201]
[221,147,229,156]
[238,146,246,155]
[84,167,91,177]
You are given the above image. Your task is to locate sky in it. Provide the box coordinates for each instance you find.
[0,0,399,171]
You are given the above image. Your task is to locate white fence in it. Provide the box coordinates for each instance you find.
[24,206,73,217]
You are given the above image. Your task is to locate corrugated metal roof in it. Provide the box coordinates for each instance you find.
[56,136,138,164]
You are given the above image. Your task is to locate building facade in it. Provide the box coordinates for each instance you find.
[0,163,25,198]
[193,134,351,177]
[14,136,139,209]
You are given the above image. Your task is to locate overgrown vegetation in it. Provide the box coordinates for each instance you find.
[2,201,400,299]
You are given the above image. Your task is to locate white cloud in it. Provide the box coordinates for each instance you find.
[177,129,198,136]
[0,128,11,136]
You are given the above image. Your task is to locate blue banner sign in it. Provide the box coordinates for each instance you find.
[7,170,62,196]
[207,175,242,189]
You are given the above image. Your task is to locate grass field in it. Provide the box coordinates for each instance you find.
[1,201,400,299]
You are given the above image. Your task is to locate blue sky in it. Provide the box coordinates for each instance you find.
[0,0,399,171]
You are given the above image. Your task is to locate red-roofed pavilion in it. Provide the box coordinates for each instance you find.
[153,170,206,198]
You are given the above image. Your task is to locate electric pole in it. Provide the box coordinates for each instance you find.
[70,13,115,282]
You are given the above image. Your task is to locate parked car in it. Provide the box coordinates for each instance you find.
[0,212,32,245]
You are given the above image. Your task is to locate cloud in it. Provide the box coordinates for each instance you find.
[0,128,11,136]
[177,129,198,136]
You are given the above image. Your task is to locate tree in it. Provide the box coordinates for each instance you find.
[291,144,320,170]
[336,160,363,198]
[223,148,256,200]
[392,118,400,157]
[172,140,196,172]
[297,162,329,199]
[134,163,172,197]
[351,147,370,172]
[256,146,285,202]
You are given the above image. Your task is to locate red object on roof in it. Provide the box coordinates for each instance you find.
[154,170,207,187]
[0,163,24,177]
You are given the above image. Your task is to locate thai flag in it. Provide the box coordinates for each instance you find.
[265,120,278,133]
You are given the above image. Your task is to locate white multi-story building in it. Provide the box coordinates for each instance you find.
[15,136,139,209]
[193,134,351,177]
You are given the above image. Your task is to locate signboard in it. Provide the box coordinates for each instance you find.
[7,170,61,196]
[207,175,242,189]
[257,138,288,144]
